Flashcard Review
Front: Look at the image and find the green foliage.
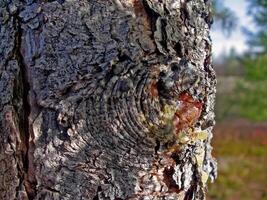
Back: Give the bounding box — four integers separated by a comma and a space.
235, 79, 267, 121
215, 76, 267, 122
233, 0, 267, 121
228, 54, 267, 121
243, 53, 267, 80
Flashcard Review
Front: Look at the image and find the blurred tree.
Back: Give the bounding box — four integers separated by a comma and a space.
238, 53, 267, 121
243, 53, 267, 80
212, 0, 238, 35
246, 0, 267, 52
213, 0, 267, 122
227, 0, 267, 121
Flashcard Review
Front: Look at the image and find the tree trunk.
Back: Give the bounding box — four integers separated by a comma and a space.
0, 0, 217, 199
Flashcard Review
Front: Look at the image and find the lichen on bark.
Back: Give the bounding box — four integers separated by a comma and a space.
0, 0, 217, 199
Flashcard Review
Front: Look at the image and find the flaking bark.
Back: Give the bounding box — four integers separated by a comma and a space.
0, 0, 217, 199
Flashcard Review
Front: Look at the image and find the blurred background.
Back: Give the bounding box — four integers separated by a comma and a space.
208, 0, 267, 199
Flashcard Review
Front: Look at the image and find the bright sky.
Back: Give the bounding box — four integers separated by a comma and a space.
211, 0, 255, 58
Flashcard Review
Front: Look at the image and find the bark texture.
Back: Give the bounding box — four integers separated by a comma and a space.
0, 0, 217, 199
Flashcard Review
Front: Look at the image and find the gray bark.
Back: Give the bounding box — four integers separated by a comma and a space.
0, 0, 216, 199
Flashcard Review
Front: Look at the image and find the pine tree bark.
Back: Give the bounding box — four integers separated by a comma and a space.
0, 0, 217, 199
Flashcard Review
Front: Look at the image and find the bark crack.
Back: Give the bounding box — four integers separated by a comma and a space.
14, 13, 37, 200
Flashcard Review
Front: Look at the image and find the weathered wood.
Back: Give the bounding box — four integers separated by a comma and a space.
0, 0, 216, 199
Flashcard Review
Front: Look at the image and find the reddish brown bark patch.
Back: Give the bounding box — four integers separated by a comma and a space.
132, 0, 145, 15
132, 0, 151, 29
149, 80, 159, 97
173, 93, 203, 133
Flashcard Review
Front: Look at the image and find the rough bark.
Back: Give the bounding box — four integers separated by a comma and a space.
0, 0, 217, 199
